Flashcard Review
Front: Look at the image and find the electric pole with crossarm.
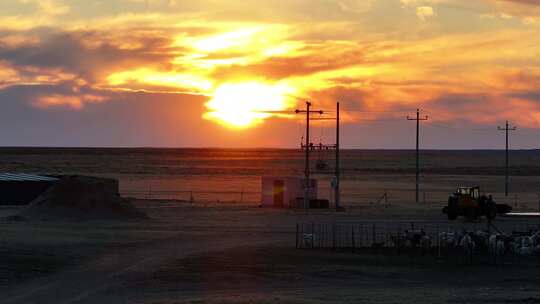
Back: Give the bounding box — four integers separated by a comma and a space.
407, 108, 428, 203
498, 120, 517, 197
296, 101, 323, 209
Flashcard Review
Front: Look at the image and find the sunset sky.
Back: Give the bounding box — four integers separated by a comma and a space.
0, 0, 539, 148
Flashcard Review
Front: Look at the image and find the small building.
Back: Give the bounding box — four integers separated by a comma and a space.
0, 173, 59, 205
261, 176, 317, 208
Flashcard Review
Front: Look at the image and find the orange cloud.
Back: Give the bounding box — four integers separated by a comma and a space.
32, 94, 107, 110
0, 1, 539, 133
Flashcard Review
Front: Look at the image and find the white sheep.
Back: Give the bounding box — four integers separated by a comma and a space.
496, 239, 505, 256
488, 234, 499, 255
420, 235, 432, 249
439, 232, 457, 249
517, 237, 534, 256
530, 231, 540, 246
302, 233, 316, 248
459, 233, 476, 255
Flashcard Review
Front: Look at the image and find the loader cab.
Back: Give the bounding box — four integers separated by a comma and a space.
456, 186, 480, 199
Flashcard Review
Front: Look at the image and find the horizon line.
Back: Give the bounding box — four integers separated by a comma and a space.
0, 146, 538, 151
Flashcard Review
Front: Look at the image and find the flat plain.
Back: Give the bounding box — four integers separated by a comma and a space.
1, 148, 540, 303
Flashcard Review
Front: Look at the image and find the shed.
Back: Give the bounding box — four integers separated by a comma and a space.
0, 173, 59, 205
261, 176, 317, 208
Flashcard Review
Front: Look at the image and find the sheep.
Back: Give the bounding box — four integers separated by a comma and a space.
389, 233, 407, 249
439, 231, 458, 249
522, 236, 533, 248
496, 239, 506, 256
516, 236, 535, 256
509, 237, 522, 255
420, 235, 432, 249
302, 233, 316, 248
507, 236, 535, 256
459, 233, 476, 255
488, 233, 499, 255
471, 230, 489, 251
534, 244, 540, 255
402, 230, 425, 248
530, 231, 540, 246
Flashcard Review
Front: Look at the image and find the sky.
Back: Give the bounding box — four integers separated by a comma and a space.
0, 0, 539, 148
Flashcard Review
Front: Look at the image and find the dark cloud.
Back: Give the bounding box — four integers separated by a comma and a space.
0, 84, 210, 147
429, 93, 489, 109
211, 48, 364, 81
305, 86, 370, 109
500, 0, 540, 6
508, 91, 540, 101
0, 28, 178, 81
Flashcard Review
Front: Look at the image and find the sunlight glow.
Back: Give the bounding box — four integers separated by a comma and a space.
106, 68, 213, 91
203, 82, 294, 129
191, 28, 263, 53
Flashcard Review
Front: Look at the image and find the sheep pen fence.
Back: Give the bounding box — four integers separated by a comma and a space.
296, 219, 540, 266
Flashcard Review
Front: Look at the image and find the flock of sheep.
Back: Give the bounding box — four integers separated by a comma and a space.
300, 229, 540, 257
395, 229, 540, 256
299, 223, 540, 260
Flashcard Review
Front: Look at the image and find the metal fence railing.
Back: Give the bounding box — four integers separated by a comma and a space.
121, 185, 540, 211
121, 189, 260, 204
296, 220, 540, 265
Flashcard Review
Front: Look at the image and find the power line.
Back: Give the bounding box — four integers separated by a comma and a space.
425, 121, 494, 133
342, 109, 415, 113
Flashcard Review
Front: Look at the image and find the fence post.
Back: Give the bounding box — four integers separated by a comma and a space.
325, 224, 328, 249
437, 225, 440, 258
538, 245, 540, 266
352, 225, 355, 252
332, 223, 336, 250
295, 223, 298, 249
311, 222, 315, 249
372, 223, 376, 247
385, 225, 388, 247
359, 224, 363, 247
240, 189, 244, 204
296, 223, 299, 249
339, 224, 342, 249
469, 244, 473, 265
190, 191, 194, 204
320, 224, 324, 249
301, 223, 304, 248
317, 224, 323, 249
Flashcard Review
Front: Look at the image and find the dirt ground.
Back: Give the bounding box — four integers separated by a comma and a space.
1, 200, 540, 304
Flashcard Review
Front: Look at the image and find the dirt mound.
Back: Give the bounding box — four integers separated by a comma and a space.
20, 175, 146, 221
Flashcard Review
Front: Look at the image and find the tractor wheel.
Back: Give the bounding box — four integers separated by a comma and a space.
447, 208, 458, 220
466, 208, 478, 221
487, 204, 497, 221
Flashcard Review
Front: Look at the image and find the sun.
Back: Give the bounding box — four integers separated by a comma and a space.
203, 82, 294, 129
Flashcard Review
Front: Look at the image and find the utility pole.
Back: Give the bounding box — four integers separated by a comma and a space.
335, 101, 340, 211
407, 108, 428, 203
498, 120, 517, 196
296, 102, 323, 209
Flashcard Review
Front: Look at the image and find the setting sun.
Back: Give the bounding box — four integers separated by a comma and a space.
203, 82, 294, 129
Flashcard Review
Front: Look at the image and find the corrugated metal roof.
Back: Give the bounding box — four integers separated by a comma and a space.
0, 173, 59, 182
